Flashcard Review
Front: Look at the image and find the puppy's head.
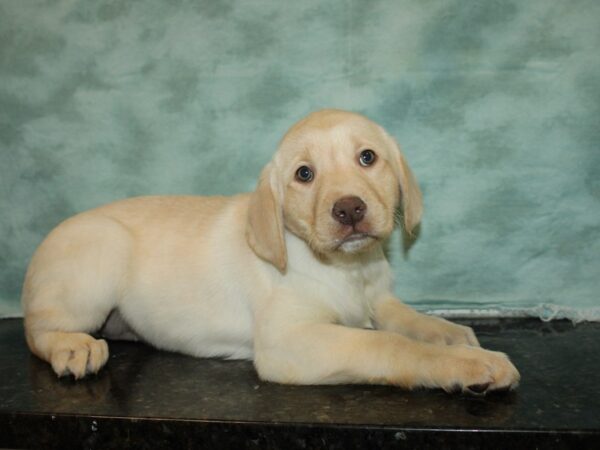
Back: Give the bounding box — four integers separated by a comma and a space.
247, 109, 422, 272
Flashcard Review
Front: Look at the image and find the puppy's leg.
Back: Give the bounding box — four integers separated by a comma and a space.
373, 297, 480, 346
22, 215, 130, 378
26, 327, 109, 379
254, 322, 519, 393
25, 294, 114, 379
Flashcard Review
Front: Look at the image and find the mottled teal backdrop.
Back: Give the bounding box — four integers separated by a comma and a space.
1, 0, 599, 320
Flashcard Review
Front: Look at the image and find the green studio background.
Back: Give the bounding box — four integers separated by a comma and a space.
1, 0, 599, 320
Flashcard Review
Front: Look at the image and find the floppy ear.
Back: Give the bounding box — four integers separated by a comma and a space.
246, 162, 287, 272
389, 139, 423, 235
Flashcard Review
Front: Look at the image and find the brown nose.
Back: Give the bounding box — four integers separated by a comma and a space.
332, 196, 367, 226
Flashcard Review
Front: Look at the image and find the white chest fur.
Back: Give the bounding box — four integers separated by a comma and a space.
282, 232, 392, 328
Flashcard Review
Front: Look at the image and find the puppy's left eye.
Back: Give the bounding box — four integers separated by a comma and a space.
359, 149, 377, 167
295, 165, 314, 183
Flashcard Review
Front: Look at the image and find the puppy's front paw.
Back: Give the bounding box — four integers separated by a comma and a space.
413, 316, 480, 347
435, 345, 520, 394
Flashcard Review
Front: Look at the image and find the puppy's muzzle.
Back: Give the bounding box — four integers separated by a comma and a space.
332, 196, 367, 226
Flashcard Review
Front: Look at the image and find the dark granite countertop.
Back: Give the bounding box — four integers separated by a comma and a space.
1, 318, 599, 449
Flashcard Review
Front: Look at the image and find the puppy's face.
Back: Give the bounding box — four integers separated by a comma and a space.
247, 109, 422, 271
275, 111, 402, 255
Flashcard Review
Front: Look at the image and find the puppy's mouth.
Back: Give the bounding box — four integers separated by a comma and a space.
334, 232, 377, 252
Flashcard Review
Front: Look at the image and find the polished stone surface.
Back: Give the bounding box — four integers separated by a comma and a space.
1, 318, 599, 449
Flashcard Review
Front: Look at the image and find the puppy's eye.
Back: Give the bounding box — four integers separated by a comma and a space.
295, 165, 314, 183
359, 149, 377, 167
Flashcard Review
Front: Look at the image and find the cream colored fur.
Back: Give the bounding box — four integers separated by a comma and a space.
22, 109, 519, 393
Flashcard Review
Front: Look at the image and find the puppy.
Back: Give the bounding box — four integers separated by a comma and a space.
22, 109, 519, 394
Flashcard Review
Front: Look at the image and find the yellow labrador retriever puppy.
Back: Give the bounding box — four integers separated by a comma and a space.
22, 109, 519, 394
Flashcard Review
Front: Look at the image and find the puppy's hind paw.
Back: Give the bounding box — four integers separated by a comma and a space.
50, 334, 109, 379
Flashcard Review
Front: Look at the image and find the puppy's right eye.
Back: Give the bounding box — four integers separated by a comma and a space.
295, 166, 314, 183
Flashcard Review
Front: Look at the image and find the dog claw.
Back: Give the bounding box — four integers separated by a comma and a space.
466, 383, 490, 394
